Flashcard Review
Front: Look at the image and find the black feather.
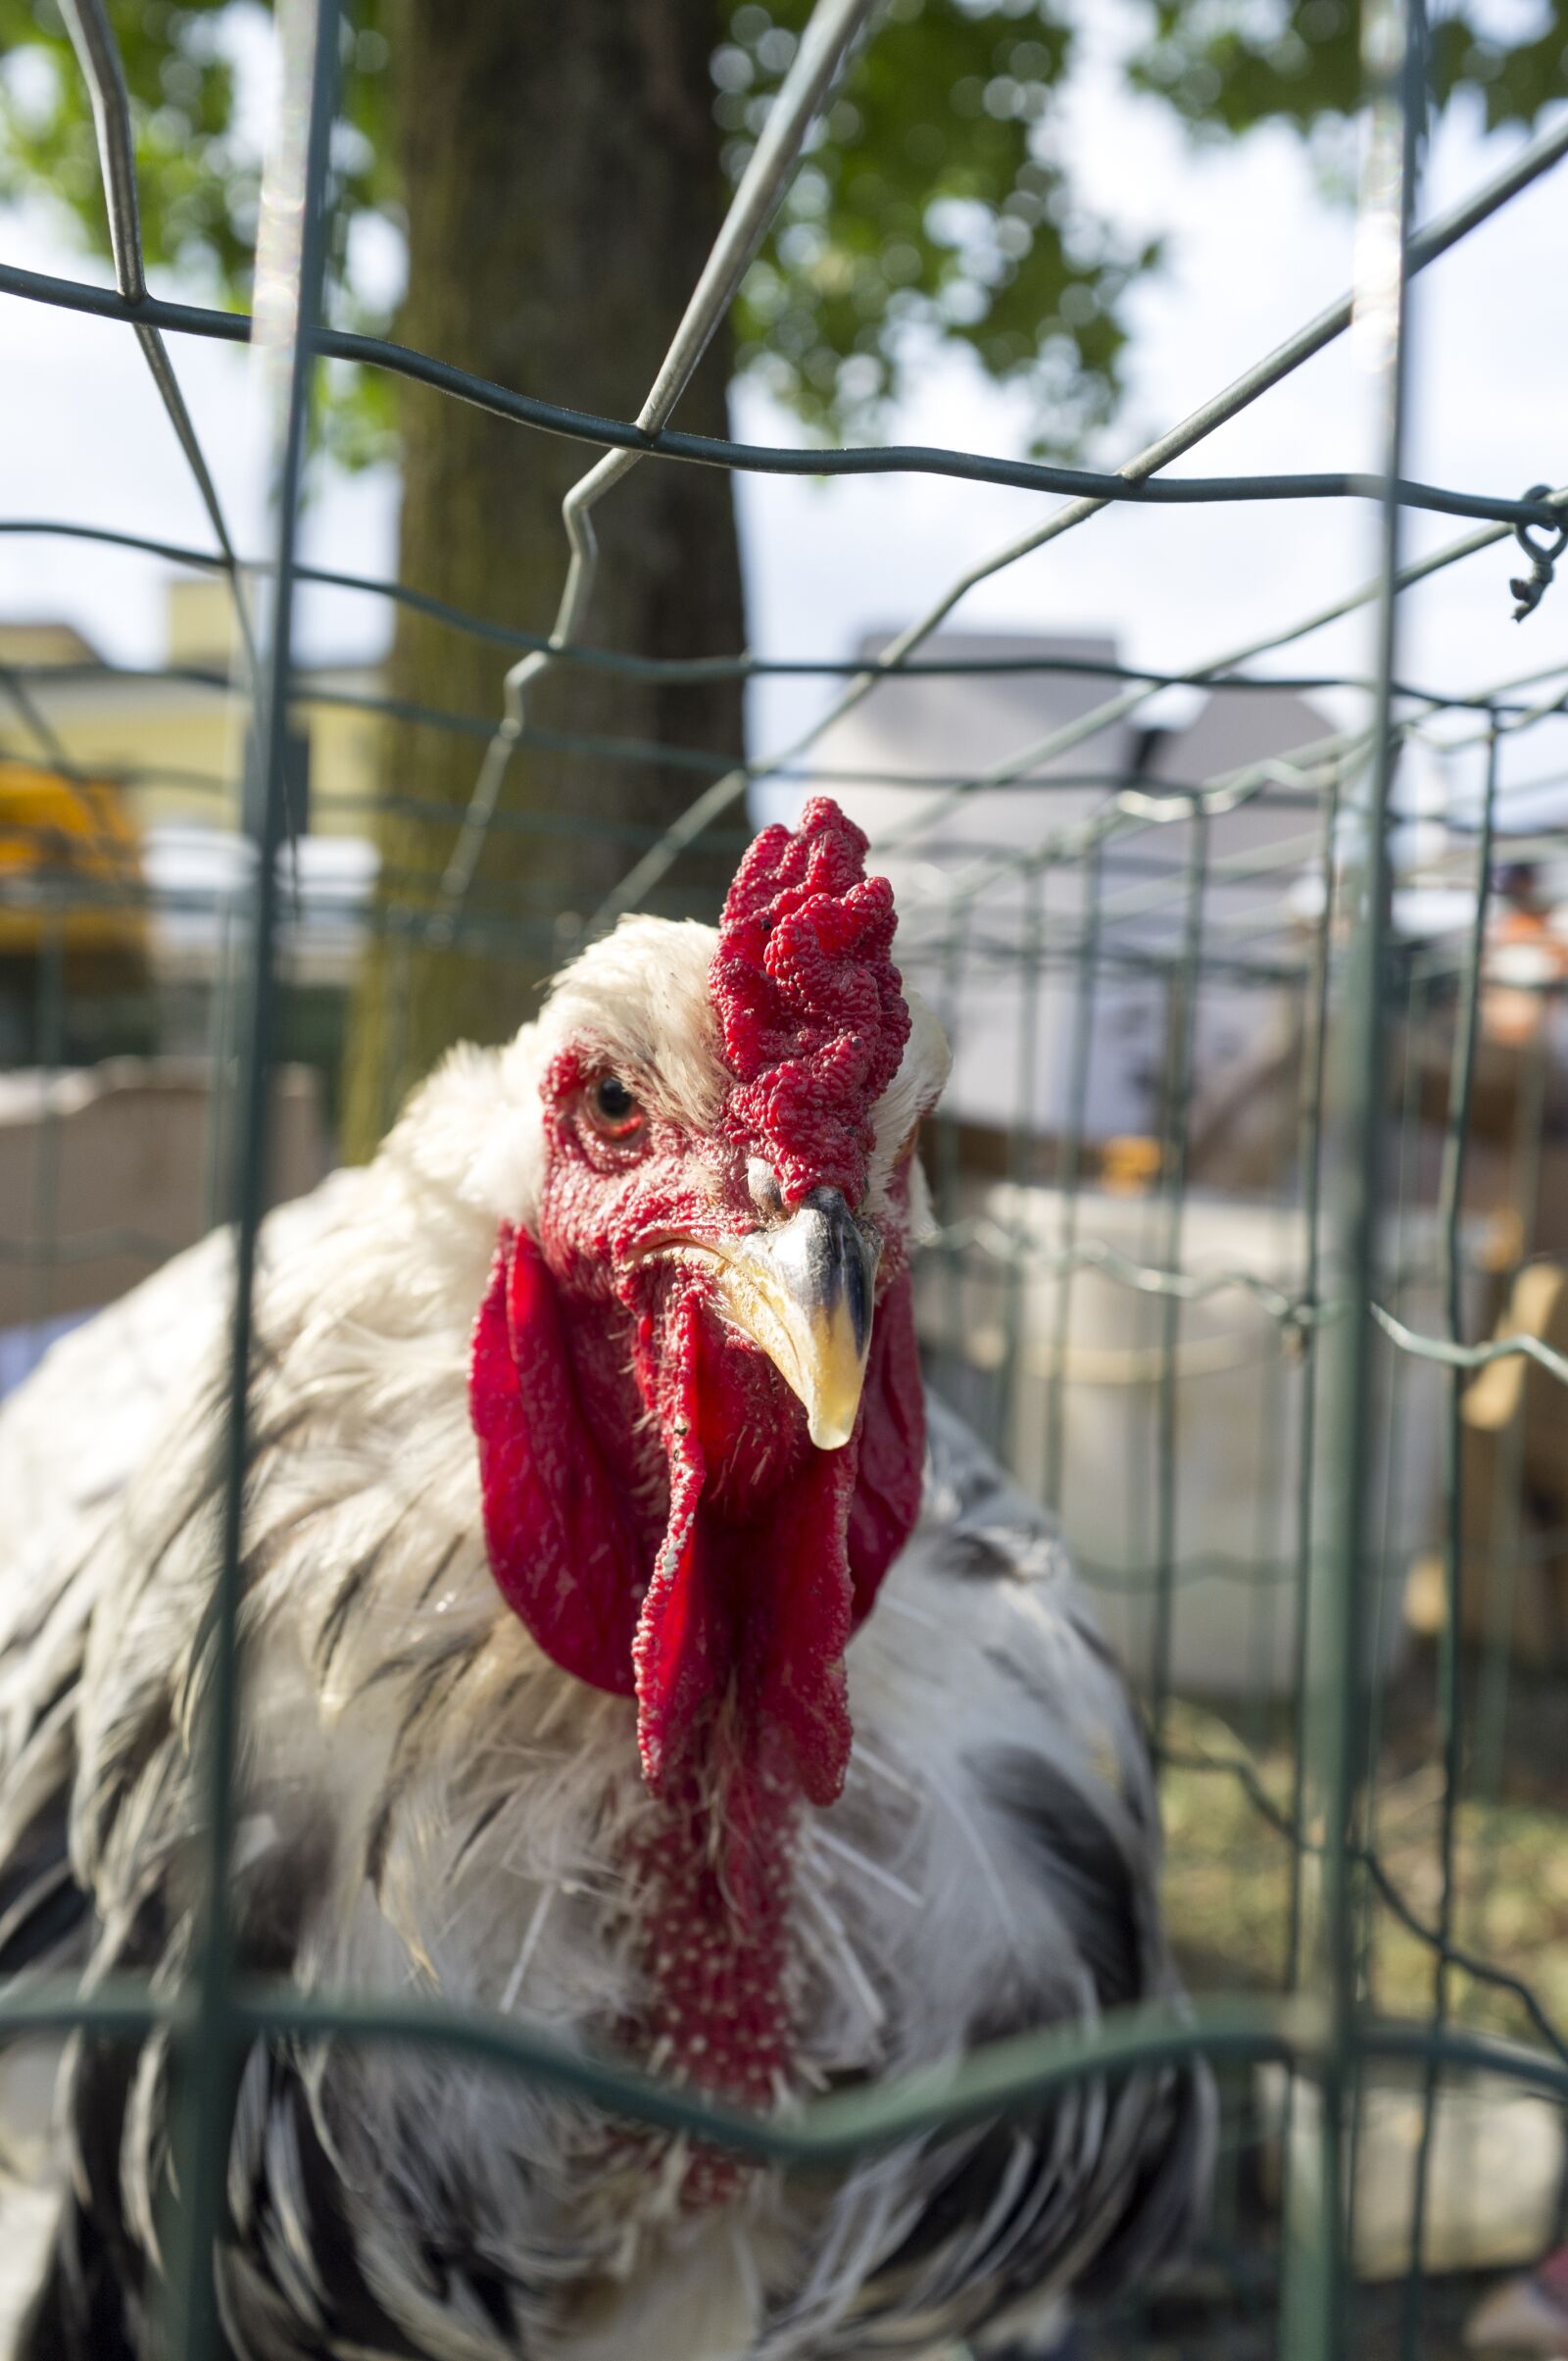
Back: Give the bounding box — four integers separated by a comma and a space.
976, 1745, 1145, 2013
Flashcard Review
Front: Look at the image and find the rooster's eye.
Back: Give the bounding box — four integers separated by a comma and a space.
586, 1072, 644, 1141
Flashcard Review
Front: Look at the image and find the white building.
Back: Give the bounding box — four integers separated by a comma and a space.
802, 633, 1337, 1169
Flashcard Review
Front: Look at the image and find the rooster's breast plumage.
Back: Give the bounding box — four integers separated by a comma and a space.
0, 801, 1209, 2360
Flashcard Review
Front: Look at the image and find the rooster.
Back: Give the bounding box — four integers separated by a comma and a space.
0, 798, 1208, 2360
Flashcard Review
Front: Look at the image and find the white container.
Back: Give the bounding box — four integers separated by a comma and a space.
915, 1181, 1478, 1697
1257, 2064, 1567, 2280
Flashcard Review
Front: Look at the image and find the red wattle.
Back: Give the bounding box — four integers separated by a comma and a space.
468, 1227, 642, 1697
629, 1288, 720, 1794
631, 1288, 857, 1806
469, 1239, 925, 1810
846, 1271, 925, 1625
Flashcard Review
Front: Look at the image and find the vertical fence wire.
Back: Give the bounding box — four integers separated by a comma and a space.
997, 863, 1047, 1455
165, 4, 338, 2353
1290, 2, 1421, 2351
1044, 829, 1102, 1514
1471, 998, 1546, 1808
1275, 771, 1340, 2301
1151, 803, 1208, 1747
55, 0, 259, 692
1396, 722, 1498, 2357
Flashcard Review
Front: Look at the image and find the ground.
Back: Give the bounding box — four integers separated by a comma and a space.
1078, 1652, 1568, 2358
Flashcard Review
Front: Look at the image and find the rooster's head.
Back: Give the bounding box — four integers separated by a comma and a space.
469, 798, 948, 1823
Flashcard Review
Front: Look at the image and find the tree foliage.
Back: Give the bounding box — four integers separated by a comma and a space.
0, 0, 405, 462
1127, 0, 1568, 169
1, 0, 1563, 456
719, 0, 1152, 452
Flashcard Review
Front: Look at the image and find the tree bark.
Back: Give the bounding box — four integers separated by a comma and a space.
341, 0, 746, 1160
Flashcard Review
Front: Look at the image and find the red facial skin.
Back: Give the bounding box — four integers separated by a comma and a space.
468, 800, 925, 2160
471, 1052, 923, 1793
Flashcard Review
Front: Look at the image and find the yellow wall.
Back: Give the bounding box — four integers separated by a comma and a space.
0, 579, 384, 840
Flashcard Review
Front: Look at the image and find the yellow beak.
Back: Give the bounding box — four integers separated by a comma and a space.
703, 1188, 881, 1451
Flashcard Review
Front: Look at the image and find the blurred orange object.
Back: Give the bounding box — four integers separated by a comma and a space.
1100, 1134, 1162, 1195
0, 760, 146, 961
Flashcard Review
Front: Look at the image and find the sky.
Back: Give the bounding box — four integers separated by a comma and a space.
1, 16, 1565, 835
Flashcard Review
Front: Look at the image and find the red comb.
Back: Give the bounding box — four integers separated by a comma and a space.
710, 797, 910, 1207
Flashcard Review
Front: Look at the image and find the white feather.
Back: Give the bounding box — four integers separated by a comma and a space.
0, 922, 1203, 2361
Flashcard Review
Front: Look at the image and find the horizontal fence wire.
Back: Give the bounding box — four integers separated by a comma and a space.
1, 102, 1564, 519
3, 0, 1568, 2354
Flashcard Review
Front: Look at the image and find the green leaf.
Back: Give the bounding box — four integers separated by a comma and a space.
2, 0, 1562, 465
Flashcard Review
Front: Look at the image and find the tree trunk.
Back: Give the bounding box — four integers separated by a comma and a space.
341, 0, 746, 1161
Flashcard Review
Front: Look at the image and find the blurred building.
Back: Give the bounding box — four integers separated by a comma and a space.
0, 579, 380, 1077
0, 583, 352, 1389
810, 632, 1337, 1180
0, 576, 381, 840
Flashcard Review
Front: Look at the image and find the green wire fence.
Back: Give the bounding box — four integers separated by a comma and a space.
3, 0, 1568, 2353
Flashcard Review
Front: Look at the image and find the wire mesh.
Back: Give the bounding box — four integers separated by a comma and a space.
2, 0, 1567, 2354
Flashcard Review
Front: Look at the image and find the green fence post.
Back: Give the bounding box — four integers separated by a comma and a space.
163, 3, 339, 2353
1282, 1, 1422, 2353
